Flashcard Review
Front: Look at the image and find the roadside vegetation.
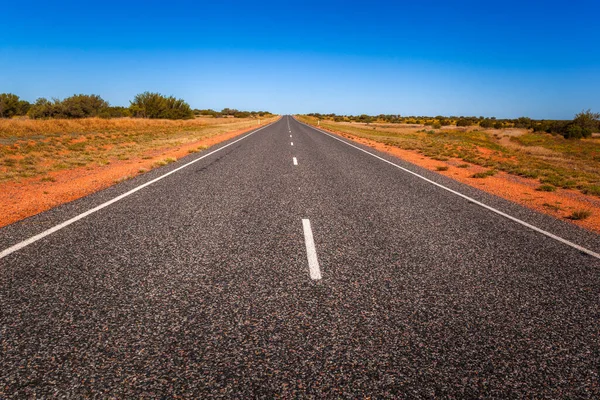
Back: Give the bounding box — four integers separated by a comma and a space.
0, 92, 274, 121
0, 91, 276, 183
0, 116, 277, 183
305, 110, 600, 140
298, 110, 600, 198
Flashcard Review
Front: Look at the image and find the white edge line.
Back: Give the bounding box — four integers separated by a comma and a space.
0, 121, 277, 260
302, 219, 322, 280
294, 118, 600, 260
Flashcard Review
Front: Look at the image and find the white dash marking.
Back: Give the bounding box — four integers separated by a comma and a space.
290, 135, 292, 138
302, 219, 322, 280
293, 157, 298, 165
291, 142, 294, 146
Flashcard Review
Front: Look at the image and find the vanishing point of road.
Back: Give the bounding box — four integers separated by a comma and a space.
1, 116, 599, 397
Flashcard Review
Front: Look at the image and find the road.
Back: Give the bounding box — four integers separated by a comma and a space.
1, 116, 599, 398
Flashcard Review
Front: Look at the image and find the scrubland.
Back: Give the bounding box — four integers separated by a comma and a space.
298, 116, 600, 197
0, 116, 276, 182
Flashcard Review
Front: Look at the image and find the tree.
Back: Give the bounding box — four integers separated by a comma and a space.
61, 94, 108, 118
27, 94, 110, 119
129, 92, 193, 119
221, 108, 238, 116
0, 93, 29, 118
560, 110, 599, 139
514, 117, 533, 129
28, 98, 59, 119
572, 109, 599, 133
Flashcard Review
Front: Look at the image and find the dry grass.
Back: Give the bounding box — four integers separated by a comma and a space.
298, 116, 600, 198
0, 116, 254, 137
0, 116, 277, 182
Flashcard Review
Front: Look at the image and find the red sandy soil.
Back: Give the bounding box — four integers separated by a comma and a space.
0, 125, 265, 228
320, 126, 600, 234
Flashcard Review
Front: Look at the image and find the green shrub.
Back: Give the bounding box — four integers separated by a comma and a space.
99, 106, 131, 118
456, 118, 472, 127
564, 124, 584, 139
129, 92, 193, 119
536, 184, 557, 192
479, 119, 494, 128
28, 94, 109, 119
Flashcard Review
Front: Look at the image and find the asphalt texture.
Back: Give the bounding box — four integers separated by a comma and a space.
1, 116, 599, 398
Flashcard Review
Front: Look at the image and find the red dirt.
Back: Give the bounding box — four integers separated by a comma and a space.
320, 127, 600, 234
0, 125, 266, 228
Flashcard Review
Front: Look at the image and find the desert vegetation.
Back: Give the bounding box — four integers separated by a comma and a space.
0, 92, 274, 121
306, 110, 600, 140
0, 116, 277, 183
298, 111, 600, 198
194, 108, 273, 118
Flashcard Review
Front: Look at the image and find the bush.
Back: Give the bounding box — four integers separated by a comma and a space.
28, 94, 109, 119
456, 118, 472, 127
572, 109, 599, 132
559, 110, 598, 139
99, 106, 131, 118
28, 98, 59, 119
563, 124, 588, 139
195, 109, 220, 117
479, 119, 495, 128
61, 94, 108, 118
514, 117, 533, 129
129, 92, 193, 119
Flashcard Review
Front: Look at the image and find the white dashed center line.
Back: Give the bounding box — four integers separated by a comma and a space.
293, 157, 298, 165
302, 219, 322, 280
291, 142, 294, 146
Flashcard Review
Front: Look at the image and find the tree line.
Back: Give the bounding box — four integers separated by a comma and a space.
306, 110, 600, 140
0, 92, 272, 120
194, 108, 273, 118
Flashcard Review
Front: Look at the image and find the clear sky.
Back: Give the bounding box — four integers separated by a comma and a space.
1, 0, 598, 118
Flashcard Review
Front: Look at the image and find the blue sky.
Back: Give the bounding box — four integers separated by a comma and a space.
1, 0, 599, 118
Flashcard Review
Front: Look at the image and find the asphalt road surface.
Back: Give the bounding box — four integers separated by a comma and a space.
1, 116, 599, 398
